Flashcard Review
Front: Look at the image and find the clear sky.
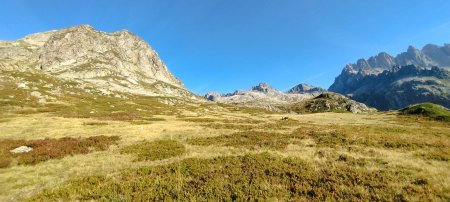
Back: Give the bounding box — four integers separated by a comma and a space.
1, 0, 449, 94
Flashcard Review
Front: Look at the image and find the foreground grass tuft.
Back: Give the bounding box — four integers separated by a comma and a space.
122, 139, 185, 161
400, 102, 450, 121
0, 136, 119, 168
29, 153, 442, 201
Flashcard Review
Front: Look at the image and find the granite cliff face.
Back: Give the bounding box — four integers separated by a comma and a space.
329, 44, 450, 110
0, 25, 191, 98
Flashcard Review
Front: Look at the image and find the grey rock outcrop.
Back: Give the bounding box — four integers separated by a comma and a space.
0, 25, 189, 97
204, 82, 314, 111
10, 146, 33, 154
329, 44, 450, 110
282, 92, 376, 114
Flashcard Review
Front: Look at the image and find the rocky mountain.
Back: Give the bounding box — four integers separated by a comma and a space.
204, 83, 314, 111
281, 92, 376, 114
329, 44, 450, 110
0, 25, 194, 98
287, 83, 326, 96
203, 82, 370, 113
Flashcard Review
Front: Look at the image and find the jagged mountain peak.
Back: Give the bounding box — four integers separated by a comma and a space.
288, 83, 326, 95
422, 44, 439, 51
367, 52, 396, 69
378, 52, 391, 57
329, 43, 450, 110
339, 44, 450, 75
251, 82, 277, 93
406, 45, 419, 53
73, 24, 95, 29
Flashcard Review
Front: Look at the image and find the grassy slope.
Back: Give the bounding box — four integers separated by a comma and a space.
0, 71, 449, 201
0, 111, 447, 201
401, 102, 450, 121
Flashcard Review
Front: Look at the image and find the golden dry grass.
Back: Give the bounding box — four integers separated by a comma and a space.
0, 108, 448, 201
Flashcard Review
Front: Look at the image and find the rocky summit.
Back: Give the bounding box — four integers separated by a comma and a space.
329, 44, 450, 110
0, 25, 192, 98
287, 83, 326, 96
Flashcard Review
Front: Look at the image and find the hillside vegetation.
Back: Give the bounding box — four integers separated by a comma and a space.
281, 92, 375, 113
0, 99, 449, 201
400, 102, 450, 121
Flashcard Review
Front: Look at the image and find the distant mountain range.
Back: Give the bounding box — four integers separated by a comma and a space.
0, 25, 448, 111
329, 44, 450, 110
204, 83, 373, 113
204, 83, 315, 111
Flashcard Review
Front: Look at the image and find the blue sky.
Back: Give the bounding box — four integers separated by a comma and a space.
1, 0, 450, 94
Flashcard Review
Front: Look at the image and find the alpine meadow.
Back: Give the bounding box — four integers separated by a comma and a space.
1, 1, 450, 201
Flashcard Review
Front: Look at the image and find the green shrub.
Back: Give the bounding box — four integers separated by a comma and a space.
83, 122, 109, 126
143, 117, 166, 121
182, 118, 216, 123
122, 140, 185, 161
30, 153, 440, 201
187, 131, 306, 150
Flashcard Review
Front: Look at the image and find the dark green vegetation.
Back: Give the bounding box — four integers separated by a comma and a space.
190, 120, 450, 162
400, 102, 450, 121
30, 153, 442, 201
122, 140, 186, 161
83, 121, 109, 126
188, 131, 304, 150
0, 136, 119, 168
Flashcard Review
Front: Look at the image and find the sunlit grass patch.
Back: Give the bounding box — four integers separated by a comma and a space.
29, 153, 441, 201
305, 130, 352, 147
129, 120, 153, 125
291, 124, 449, 152
187, 131, 306, 150
415, 148, 449, 162
129, 117, 166, 125
200, 123, 257, 131
400, 102, 450, 121
259, 119, 301, 130
0, 136, 119, 168
121, 139, 185, 161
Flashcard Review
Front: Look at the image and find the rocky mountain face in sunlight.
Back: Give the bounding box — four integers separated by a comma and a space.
329, 44, 450, 110
204, 83, 315, 111
205, 83, 373, 113
287, 83, 327, 96
0, 25, 195, 98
